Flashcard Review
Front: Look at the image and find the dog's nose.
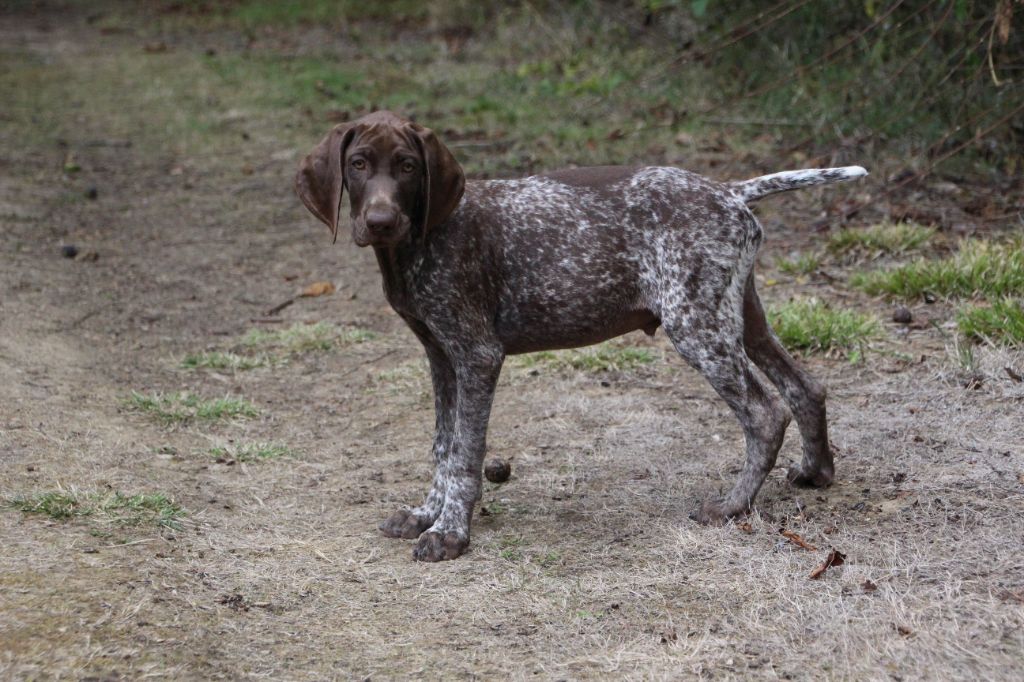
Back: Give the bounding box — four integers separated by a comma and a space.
365, 208, 397, 233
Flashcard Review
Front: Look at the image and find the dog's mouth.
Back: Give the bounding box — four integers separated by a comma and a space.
352, 213, 413, 248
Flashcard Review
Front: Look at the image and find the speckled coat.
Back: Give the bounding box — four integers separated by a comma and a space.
295, 110, 867, 561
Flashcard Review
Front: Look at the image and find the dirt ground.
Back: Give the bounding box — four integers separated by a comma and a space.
2, 4, 1023, 680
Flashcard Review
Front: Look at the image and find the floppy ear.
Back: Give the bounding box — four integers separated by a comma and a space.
294, 123, 357, 242
408, 123, 465, 235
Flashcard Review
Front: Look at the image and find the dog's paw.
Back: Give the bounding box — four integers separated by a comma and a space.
379, 508, 433, 539
787, 465, 834, 488
689, 499, 734, 526
412, 529, 469, 562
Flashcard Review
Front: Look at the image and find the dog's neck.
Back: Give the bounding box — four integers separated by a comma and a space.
373, 241, 419, 314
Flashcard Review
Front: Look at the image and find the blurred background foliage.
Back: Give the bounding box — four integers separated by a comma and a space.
180, 0, 1022, 179
8, 0, 1021, 184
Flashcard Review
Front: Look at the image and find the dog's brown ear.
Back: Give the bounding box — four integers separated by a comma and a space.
295, 123, 357, 242
408, 122, 465, 235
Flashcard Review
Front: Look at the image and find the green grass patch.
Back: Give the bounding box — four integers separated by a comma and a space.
776, 253, 821, 276
181, 351, 271, 371
768, 299, 879, 358
957, 299, 1024, 346
827, 222, 935, 259
851, 240, 1024, 301
227, 0, 430, 27
515, 342, 657, 373
242, 322, 376, 354
182, 324, 375, 372
126, 392, 259, 424
12, 489, 185, 530
209, 442, 292, 462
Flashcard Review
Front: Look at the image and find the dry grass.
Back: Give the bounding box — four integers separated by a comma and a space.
1, 6, 1022, 681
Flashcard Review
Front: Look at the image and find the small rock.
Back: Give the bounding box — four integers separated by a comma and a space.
61, 244, 79, 258
84, 186, 98, 200
484, 458, 512, 483
892, 306, 912, 324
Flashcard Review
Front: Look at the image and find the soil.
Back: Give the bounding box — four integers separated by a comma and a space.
1, 5, 1022, 680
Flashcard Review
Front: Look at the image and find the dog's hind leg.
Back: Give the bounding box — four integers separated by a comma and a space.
741, 275, 834, 487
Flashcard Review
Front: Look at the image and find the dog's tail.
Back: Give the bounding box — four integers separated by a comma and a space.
730, 166, 867, 204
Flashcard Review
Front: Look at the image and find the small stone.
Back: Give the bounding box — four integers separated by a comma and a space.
484, 458, 512, 483
84, 186, 98, 200
892, 306, 912, 324
61, 244, 79, 258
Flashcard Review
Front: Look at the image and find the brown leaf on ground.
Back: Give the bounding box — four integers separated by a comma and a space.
894, 624, 913, 637
862, 579, 878, 593
780, 529, 817, 551
809, 548, 846, 579
300, 281, 335, 297
737, 521, 753, 533
999, 589, 1024, 604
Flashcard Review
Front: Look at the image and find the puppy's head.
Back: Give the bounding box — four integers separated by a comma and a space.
295, 111, 465, 247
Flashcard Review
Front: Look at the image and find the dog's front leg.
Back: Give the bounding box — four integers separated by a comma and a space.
413, 345, 503, 562
379, 339, 456, 539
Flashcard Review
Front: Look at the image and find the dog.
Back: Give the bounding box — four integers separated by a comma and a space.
296, 110, 866, 561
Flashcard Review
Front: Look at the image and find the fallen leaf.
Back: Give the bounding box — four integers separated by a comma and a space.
894, 624, 913, 637
780, 529, 817, 551
809, 548, 846, 579
300, 281, 335, 297
999, 588, 1024, 604
737, 521, 753, 534
1005, 366, 1022, 383
861, 579, 878, 593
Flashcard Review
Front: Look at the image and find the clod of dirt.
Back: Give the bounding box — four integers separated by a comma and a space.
893, 306, 912, 324
484, 458, 512, 483
962, 373, 985, 390
84, 186, 98, 200
60, 245, 78, 259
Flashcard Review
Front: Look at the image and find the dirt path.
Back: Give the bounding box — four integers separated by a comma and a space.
2, 6, 1023, 680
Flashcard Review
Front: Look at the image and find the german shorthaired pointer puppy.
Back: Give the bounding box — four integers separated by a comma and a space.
296, 110, 866, 562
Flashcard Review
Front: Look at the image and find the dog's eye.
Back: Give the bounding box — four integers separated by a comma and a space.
401, 160, 416, 174
350, 158, 367, 171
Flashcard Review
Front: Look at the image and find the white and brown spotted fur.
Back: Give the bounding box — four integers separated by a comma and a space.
296, 111, 867, 562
